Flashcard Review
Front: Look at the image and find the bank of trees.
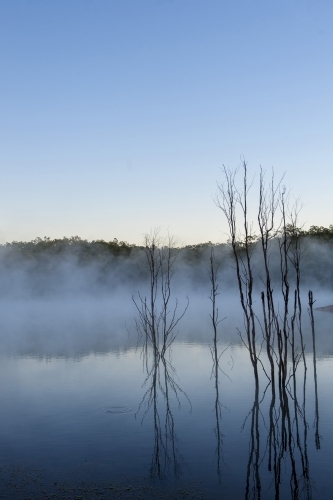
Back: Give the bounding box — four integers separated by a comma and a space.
0, 218, 332, 294
2, 222, 333, 261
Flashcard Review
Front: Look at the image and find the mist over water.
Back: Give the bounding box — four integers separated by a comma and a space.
1, 235, 333, 499
0, 237, 333, 359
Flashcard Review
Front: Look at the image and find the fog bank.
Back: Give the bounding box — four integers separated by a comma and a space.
0, 236, 332, 359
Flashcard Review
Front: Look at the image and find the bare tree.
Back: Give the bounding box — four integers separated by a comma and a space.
216, 161, 317, 387
217, 160, 320, 498
133, 230, 189, 363
216, 161, 259, 385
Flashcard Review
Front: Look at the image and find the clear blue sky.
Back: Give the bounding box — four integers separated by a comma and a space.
1, 0, 332, 245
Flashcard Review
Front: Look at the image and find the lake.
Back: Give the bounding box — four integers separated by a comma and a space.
0, 295, 332, 499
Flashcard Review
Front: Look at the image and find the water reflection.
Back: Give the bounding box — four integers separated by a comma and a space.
209, 247, 231, 483
309, 291, 321, 451
136, 350, 191, 479
206, 239, 321, 497
243, 323, 321, 499
134, 232, 191, 479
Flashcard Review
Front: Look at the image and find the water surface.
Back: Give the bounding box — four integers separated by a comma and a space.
0, 298, 332, 499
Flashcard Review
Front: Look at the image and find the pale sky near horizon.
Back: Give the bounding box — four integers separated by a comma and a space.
1, 0, 332, 245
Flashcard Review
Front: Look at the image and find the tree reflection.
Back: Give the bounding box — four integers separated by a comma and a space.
217, 163, 321, 498
244, 315, 321, 499
209, 247, 231, 483
136, 349, 191, 479
134, 231, 191, 479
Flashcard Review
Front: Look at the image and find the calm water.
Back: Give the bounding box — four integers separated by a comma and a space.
0, 297, 332, 499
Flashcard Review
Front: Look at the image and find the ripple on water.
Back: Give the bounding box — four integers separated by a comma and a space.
103, 406, 132, 414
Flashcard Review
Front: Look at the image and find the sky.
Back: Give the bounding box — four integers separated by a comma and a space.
1, 0, 333, 245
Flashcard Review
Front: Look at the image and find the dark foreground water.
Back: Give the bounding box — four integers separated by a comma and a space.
0, 297, 332, 499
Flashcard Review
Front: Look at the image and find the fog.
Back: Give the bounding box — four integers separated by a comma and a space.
0, 237, 332, 359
